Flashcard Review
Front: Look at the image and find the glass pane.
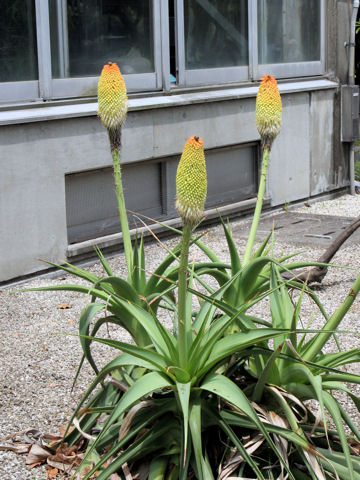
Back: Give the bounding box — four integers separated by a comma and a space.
50, 0, 154, 78
0, 0, 38, 82
258, 0, 321, 64
184, 0, 248, 70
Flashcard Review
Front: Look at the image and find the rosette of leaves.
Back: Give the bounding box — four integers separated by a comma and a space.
33, 138, 300, 479
210, 263, 360, 479
40, 252, 360, 479
44, 137, 360, 479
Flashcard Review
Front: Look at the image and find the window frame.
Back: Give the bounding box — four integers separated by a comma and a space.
49, 0, 164, 99
0, 0, 42, 104
0, 81, 39, 104
252, 0, 326, 80
175, 0, 251, 87
0, 0, 327, 105
29, 0, 166, 102
175, 0, 326, 88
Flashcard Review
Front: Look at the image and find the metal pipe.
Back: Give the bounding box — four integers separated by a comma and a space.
349, 0, 359, 195
349, 0, 359, 86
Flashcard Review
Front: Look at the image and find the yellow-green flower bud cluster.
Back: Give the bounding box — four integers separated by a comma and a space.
176, 136, 207, 226
256, 74, 282, 149
98, 62, 128, 150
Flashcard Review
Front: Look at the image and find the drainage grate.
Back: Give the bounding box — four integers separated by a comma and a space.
231, 212, 360, 248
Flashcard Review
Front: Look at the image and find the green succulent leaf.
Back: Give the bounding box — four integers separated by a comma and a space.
199, 328, 286, 378
323, 391, 355, 479
148, 456, 169, 480
189, 398, 214, 480
40, 259, 100, 283
94, 245, 113, 276
79, 303, 105, 373
238, 256, 274, 304
133, 234, 147, 294
97, 275, 139, 302
176, 381, 191, 472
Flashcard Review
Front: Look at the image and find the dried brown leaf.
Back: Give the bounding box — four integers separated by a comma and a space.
26, 444, 52, 465
348, 437, 360, 454
28, 462, 43, 469
47, 458, 73, 472
49, 453, 80, 466
119, 400, 153, 441
122, 462, 133, 480
303, 451, 327, 480
0, 443, 30, 454
218, 435, 264, 480
45, 466, 59, 479
46, 443, 84, 473
72, 417, 96, 441
58, 303, 72, 309
108, 377, 129, 392
55, 443, 79, 456
43, 433, 63, 442
2, 427, 43, 443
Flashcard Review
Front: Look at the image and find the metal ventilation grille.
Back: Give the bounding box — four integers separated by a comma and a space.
66, 161, 163, 244
65, 143, 258, 244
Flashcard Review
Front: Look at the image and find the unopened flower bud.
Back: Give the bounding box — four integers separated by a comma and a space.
256, 74, 282, 149
98, 62, 128, 150
176, 136, 207, 226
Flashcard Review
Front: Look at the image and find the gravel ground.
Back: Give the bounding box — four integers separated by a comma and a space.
0, 194, 359, 479
294, 193, 360, 217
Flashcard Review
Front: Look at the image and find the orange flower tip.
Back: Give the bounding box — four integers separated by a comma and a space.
262, 74, 277, 84
187, 135, 203, 148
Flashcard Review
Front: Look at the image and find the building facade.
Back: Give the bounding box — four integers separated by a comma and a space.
0, 0, 356, 282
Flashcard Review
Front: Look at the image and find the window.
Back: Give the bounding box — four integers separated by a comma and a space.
51, 1, 155, 78
0, 0, 326, 105
177, 0, 249, 86
49, 0, 162, 97
0, 0, 38, 82
255, 0, 324, 78
0, 0, 39, 102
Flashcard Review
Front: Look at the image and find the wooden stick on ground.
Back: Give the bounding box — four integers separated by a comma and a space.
286, 215, 360, 284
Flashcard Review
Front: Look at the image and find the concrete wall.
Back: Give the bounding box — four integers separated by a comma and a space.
0, 87, 338, 282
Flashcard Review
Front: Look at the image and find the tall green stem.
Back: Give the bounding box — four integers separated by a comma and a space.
178, 223, 192, 369
243, 146, 270, 266
112, 148, 133, 276
302, 272, 360, 362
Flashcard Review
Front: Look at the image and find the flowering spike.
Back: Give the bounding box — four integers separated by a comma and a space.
255, 74, 282, 149
176, 136, 207, 226
98, 62, 128, 150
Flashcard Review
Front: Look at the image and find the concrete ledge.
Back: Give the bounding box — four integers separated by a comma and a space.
0, 79, 338, 126
66, 197, 262, 257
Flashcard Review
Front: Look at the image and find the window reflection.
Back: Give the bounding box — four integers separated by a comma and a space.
0, 0, 38, 82
184, 0, 248, 70
50, 0, 154, 78
258, 0, 320, 64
